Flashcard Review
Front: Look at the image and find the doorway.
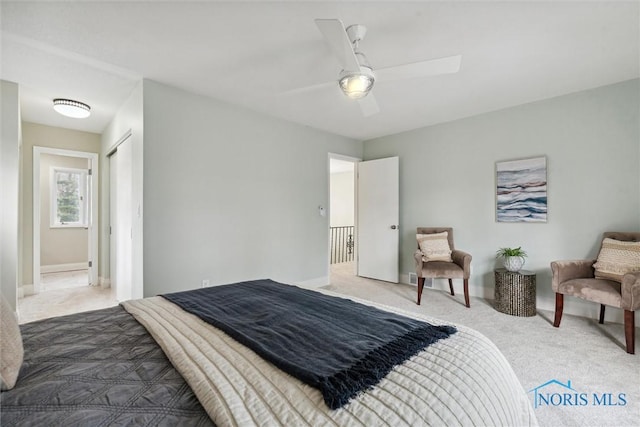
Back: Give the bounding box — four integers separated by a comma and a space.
328, 155, 400, 285
329, 154, 359, 282
32, 147, 99, 293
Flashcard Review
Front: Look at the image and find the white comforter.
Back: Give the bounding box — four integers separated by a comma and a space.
123, 290, 537, 427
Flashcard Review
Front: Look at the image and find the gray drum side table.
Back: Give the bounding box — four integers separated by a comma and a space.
494, 268, 536, 317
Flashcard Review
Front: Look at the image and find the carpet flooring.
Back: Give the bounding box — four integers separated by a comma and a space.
18, 281, 117, 324
324, 263, 639, 427
16, 267, 638, 425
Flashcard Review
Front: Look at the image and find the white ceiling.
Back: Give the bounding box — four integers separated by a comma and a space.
1, 1, 638, 141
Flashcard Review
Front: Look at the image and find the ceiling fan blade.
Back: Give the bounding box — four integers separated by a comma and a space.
280, 80, 336, 97
315, 18, 361, 72
375, 54, 462, 82
358, 93, 380, 117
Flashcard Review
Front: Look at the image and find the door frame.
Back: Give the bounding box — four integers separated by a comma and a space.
33, 146, 99, 292
328, 153, 361, 278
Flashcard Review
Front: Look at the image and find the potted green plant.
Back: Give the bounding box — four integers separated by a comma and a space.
496, 246, 527, 272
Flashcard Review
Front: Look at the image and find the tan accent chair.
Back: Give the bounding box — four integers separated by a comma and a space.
414, 227, 472, 307
551, 232, 640, 354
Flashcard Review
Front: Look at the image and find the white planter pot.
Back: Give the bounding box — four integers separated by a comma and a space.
503, 256, 525, 272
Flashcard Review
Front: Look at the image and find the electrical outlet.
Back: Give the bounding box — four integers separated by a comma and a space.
201, 279, 210, 288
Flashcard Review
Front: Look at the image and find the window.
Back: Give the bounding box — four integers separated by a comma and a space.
50, 167, 88, 227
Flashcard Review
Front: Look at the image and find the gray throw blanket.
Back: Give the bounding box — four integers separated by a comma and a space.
163, 279, 456, 409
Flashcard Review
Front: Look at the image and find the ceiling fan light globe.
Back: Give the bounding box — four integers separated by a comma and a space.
339, 74, 374, 99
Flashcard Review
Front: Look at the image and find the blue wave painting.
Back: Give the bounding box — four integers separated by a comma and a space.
496, 157, 547, 222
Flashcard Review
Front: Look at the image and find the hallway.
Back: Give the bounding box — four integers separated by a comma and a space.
18, 271, 117, 324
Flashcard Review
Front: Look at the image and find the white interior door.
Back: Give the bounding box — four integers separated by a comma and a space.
110, 137, 133, 302
357, 156, 399, 283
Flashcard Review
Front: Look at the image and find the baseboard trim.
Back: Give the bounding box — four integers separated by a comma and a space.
399, 273, 631, 326
19, 284, 34, 297
99, 277, 111, 289
400, 274, 455, 293
41, 263, 87, 274
297, 276, 329, 289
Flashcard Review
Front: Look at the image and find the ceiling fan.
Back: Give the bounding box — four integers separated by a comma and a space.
290, 19, 462, 117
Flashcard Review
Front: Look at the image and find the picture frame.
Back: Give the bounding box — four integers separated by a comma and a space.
496, 156, 547, 223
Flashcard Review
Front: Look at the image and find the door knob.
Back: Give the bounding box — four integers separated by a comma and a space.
390, 225, 398, 230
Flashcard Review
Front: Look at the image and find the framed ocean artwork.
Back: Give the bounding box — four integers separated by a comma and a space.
496, 156, 547, 222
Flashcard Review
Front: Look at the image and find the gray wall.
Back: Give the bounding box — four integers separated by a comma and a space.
1, 80, 20, 311
142, 80, 362, 295
363, 79, 640, 321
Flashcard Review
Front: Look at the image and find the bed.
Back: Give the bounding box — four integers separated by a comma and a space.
1, 280, 537, 426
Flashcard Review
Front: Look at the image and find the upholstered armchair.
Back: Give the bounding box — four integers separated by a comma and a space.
551, 232, 640, 354
414, 227, 472, 307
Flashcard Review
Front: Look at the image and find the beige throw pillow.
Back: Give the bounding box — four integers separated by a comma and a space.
1, 294, 23, 390
417, 232, 452, 262
593, 238, 640, 282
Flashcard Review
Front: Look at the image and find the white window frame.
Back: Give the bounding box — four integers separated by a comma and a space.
50, 166, 88, 228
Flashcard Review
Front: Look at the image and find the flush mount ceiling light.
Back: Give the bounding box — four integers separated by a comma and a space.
53, 99, 91, 119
